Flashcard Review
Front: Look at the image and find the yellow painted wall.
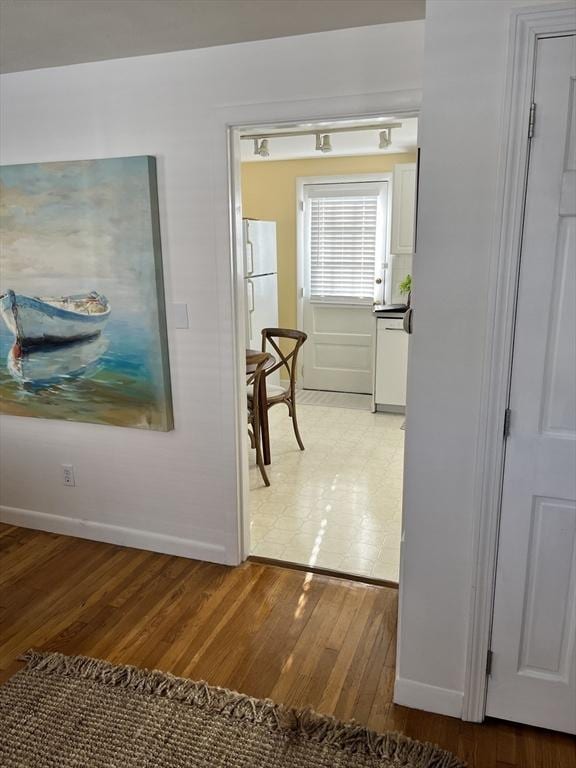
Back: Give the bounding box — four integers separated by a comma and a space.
241, 153, 416, 332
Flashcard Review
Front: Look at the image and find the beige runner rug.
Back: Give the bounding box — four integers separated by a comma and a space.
0, 651, 465, 767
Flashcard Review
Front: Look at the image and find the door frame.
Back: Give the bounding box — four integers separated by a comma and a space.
225, 93, 422, 564
463, 3, 576, 722
296, 172, 393, 390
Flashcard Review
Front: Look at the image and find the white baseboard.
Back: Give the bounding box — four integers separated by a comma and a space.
393, 676, 464, 718
0, 504, 231, 564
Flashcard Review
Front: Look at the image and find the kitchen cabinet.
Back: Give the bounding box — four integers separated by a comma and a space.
374, 317, 408, 411
391, 163, 417, 255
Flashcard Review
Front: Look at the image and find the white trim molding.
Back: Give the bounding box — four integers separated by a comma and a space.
394, 677, 464, 719
463, 3, 576, 723
221, 90, 422, 563
0, 505, 232, 563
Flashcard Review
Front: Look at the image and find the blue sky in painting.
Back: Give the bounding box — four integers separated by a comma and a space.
0, 157, 156, 308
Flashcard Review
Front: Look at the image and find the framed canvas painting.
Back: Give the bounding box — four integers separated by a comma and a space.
0, 156, 174, 431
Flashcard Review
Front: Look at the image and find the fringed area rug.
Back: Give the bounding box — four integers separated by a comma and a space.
0, 651, 465, 768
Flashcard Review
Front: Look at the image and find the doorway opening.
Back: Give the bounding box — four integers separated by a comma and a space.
232, 113, 418, 584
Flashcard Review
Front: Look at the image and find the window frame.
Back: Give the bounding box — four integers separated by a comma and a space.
299, 174, 391, 309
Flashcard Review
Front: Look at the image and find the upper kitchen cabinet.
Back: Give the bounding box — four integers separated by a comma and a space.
391, 163, 417, 255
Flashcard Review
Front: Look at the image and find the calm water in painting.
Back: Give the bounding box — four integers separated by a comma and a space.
0, 304, 161, 429
0, 157, 172, 430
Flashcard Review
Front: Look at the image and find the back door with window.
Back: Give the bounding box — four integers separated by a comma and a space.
301, 180, 388, 393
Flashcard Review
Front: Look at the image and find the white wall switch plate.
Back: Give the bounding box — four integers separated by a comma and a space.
173, 303, 189, 329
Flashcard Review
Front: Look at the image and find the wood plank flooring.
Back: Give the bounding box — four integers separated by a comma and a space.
0, 524, 574, 767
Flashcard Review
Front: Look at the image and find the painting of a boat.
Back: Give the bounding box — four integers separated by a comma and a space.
0, 156, 173, 430
8, 334, 109, 386
0, 289, 110, 349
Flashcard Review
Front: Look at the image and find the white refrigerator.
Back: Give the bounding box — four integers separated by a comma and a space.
243, 219, 278, 353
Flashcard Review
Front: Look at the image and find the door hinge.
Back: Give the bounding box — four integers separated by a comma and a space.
299, 200, 305, 212
486, 649, 493, 676
528, 102, 536, 138
503, 408, 512, 438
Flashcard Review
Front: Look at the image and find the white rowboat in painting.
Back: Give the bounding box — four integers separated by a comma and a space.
8, 334, 109, 385
0, 290, 111, 348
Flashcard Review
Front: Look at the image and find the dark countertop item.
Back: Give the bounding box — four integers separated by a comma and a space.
373, 304, 407, 318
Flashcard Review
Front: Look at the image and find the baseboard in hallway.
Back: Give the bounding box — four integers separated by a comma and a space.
0, 504, 231, 563
297, 389, 372, 410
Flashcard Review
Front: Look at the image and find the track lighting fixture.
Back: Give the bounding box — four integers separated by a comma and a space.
253, 138, 269, 157
315, 133, 332, 153
379, 128, 392, 149
242, 121, 403, 158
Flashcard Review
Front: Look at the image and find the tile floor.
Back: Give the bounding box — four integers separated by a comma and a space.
249, 402, 404, 582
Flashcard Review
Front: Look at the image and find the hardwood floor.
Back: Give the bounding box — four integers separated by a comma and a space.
0, 524, 574, 767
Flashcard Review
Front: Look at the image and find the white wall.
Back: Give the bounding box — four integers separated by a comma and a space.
0, 23, 424, 563
396, 0, 567, 718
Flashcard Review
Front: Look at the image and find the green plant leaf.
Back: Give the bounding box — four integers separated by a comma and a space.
399, 274, 412, 295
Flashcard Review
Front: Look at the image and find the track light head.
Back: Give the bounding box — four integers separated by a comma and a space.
253, 138, 270, 157
379, 128, 392, 149
315, 133, 332, 153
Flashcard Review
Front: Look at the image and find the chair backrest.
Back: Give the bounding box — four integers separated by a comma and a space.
246, 351, 270, 390
261, 328, 307, 391
246, 351, 270, 423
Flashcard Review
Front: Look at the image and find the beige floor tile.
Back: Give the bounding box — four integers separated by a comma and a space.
252, 541, 286, 559
359, 515, 396, 532
371, 560, 400, 582
260, 528, 299, 545
337, 556, 376, 578
250, 515, 276, 533
297, 518, 331, 535
249, 403, 404, 582
271, 517, 307, 533
377, 546, 401, 565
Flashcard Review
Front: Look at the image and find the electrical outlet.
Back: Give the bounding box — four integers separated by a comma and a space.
62, 464, 75, 487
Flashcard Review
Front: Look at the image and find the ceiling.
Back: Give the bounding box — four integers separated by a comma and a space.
240, 117, 419, 162
0, 0, 425, 75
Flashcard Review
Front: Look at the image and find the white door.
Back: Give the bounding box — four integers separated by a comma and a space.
486, 34, 576, 734
301, 180, 388, 393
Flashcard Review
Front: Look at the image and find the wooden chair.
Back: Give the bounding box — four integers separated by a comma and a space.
246, 352, 270, 486
260, 328, 308, 451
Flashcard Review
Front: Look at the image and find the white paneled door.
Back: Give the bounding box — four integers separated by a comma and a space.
486, 34, 576, 733
302, 303, 375, 393
390, 163, 416, 256
301, 180, 388, 394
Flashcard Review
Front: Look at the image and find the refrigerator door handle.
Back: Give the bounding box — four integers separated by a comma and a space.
246, 279, 255, 343
247, 279, 255, 313
246, 238, 254, 275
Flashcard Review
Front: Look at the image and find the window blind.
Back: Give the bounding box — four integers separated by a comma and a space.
308, 192, 378, 302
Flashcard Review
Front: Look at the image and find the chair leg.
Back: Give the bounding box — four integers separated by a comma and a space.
256, 447, 270, 487
289, 398, 305, 451
253, 397, 270, 487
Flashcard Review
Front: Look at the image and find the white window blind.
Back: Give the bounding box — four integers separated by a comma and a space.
306, 184, 382, 303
